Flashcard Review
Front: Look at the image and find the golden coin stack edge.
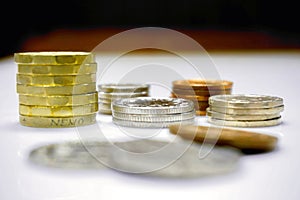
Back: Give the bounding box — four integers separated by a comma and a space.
14, 51, 99, 128
170, 79, 233, 116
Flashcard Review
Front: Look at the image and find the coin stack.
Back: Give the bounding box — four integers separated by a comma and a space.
14, 51, 99, 128
171, 79, 233, 116
207, 94, 284, 127
97, 83, 150, 114
111, 97, 196, 128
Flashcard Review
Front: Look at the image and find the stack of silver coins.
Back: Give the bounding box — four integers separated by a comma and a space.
206, 94, 284, 127
112, 97, 196, 128
97, 83, 150, 114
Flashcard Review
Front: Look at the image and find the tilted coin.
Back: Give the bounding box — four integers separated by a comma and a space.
19, 113, 97, 128
172, 88, 232, 96
17, 73, 96, 86
112, 97, 195, 115
19, 103, 98, 117
98, 91, 148, 99
208, 105, 284, 115
209, 94, 284, 108
14, 51, 95, 65
19, 92, 98, 106
98, 83, 150, 93
112, 117, 195, 128
207, 116, 282, 127
18, 63, 97, 75
16, 83, 96, 95
206, 109, 281, 121
112, 110, 195, 122
172, 79, 233, 91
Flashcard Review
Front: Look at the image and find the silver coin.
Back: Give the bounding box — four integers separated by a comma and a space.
208, 105, 284, 115
112, 117, 195, 128
98, 83, 150, 93
28, 139, 241, 178
206, 109, 281, 121
112, 97, 195, 114
98, 91, 148, 99
209, 94, 284, 108
112, 110, 195, 122
207, 116, 282, 127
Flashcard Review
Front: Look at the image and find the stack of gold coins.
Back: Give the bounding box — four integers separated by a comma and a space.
170, 79, 233, 116
14, 51, 99, 128
97, 83, 150, 114
112, 97, 196, 128
207, 94, 284, 127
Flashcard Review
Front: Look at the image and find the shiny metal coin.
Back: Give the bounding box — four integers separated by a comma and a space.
98, 91, 148, 99
112, 117, 195, 128
206, 109, 281, 121
207, 116, 282, 127
209, 94, 284, 108
98, 83, 149, 93
112, 97, 195, 115
208, 105, 284, 115
112, 110, 195, 122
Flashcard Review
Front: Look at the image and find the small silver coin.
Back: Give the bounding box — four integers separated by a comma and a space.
209, 94, 284, 108
112, 97, 195, 115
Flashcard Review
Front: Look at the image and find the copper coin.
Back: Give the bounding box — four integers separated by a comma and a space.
172, 79, 233, 91
172, 88, 232, 96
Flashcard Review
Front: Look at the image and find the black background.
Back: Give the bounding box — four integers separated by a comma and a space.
1, 0, 300, 57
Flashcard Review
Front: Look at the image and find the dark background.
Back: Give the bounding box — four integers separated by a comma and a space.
2, 0, 300, 57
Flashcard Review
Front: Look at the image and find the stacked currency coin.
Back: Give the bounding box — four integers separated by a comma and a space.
207, 94, 284, 127
112, 97, 196, 128
171, 79, 233, 116
97, 83, 150, 114
14, 51, 99, 128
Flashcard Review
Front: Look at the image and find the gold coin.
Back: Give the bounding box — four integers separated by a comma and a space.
17, 73, 96, 86
196, 110, 207, 116
206, 109, 281, 121
98, 83, 150, 93
207, 116, 282, 127
98, 102, 112, 110
18, 63, 97, 75
14, 51, 95, 65
172, 88, 232, 96
172, 79, 233, 91
98, 91, 148, 99
98, 108, 112, 115
19, 114, 96, 128
19, 103, 98, 117
19, 92, 98, 106
208, 94, 284, 109
208, 105, 284, 115
16, 83, 96, 95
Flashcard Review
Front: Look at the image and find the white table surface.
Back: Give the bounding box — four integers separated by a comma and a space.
0, 50, 299, 200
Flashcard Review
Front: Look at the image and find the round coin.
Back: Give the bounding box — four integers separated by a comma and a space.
112, 117, 195, 128
208, 105, 284, 115
16, 83, 96, 95
112, 110, 195, 122
196, 110, 207, 116
209, 94, 284, 108
14, 51, 95, 65
206, 109, 281, 121
112, 97, 195, 115
170, 93, 210, 101
172, 79, 233, 91
207, 116, 282, 127
98, 83, 150, 93
98, 91, 148, 99
19, 113, 97, 128
17, 63, 97, 75
17, 73, 96, 86
19, 103, 98, 117
172, 88, 232, 96
19, 92, 98, 106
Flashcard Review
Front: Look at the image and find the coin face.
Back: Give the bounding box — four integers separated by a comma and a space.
98, 83, 150, 93
112, 97, 195, 114
207, 116, 282, 127
209, 94, 284, 108
172, 79, 233, 90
